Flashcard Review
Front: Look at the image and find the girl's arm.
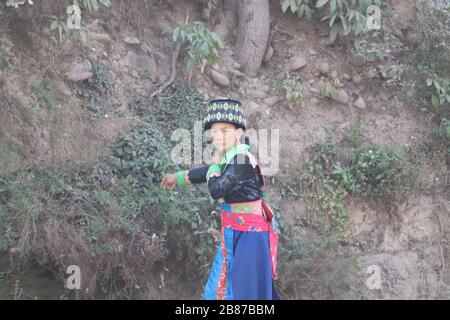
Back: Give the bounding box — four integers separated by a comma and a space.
175, 165, 210, 187
207, 154, 254, 200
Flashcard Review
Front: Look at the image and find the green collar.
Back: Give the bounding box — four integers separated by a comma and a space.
221, 143, 250, 166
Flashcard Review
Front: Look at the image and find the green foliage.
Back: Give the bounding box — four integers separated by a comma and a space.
412, 1, 450, 117
301, 134, 350, 235
74, 58, 117, 119
353, 32, 406, 63
4, 0, 33, 8
172, 21, 224, 74
281, 0, 386, 43
82, 0, 111, 11
432, 118, 450, 156
281, 0, 313, 19
320, 81, 338, 99
317, 0, 384, 43
48, 15, 87, 44
128, 81, 205, 138
46, 0, 110, 44
338, 144, 411, 196
0, 51, 12, 71
282, 73, 310, 108
0, 82, 215, 298
281, 126, 417, 237
111, 122, 172, 182
86, 58, 116, 94
425, 73, 450, 109
196, 0, 219, 20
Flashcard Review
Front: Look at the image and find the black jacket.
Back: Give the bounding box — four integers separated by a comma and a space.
187, 153, 264, 203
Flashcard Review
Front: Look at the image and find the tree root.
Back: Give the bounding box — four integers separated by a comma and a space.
150, 41, 182, 100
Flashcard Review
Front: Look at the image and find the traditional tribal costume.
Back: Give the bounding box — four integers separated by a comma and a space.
175, 99, 281, 300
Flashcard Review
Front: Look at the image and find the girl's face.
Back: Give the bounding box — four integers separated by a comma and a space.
210, 122, 243, 153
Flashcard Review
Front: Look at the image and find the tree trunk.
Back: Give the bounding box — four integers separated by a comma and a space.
233, 0, 270, 77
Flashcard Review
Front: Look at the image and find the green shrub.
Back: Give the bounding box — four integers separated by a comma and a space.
320, 81, 338, 99
82, 0, 111, 11
128, 81, 205, 138
281, 0, 314, 19
0, 82, 216, 298
172, 21, 224, 74
74, 58, 116, 119
196, 0, 219, 20
281, 0, 386, 43
0, 51, 12, 71
281, 126, 417, 237
282, 73, 310, 108
4, 0, 34, 8
353, 32, 406, 63
337, 144, 411, 196
412, 1, 450, 116
431, 118, 450, 157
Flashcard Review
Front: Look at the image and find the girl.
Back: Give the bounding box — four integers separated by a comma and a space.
160, 99, 280, 300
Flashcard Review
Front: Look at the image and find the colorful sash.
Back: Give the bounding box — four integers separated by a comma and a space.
215, 199, 280, 299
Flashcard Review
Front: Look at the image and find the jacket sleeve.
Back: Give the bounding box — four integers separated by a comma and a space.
187, 165, 209, 184
207, 154, 254, 200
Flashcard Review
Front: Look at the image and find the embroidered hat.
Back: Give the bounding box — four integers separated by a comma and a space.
203, 99, 247, 131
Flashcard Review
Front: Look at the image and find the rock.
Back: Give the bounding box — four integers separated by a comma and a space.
330, 70, 338, 80
260, 84, 270, 93
353, 96, 366, 110
406, 88, 415, 98
352, 74, 363, 84
232, 62, 241, 70
124, 51, 158, 77
85, 19, 100, 31
380, 93, 389, 102
156, 18, 173, 35
382, 64, 405, 80
124, 36, 140, 45
308, 79, 315, 85
310, 97, 319, 106
54, 80, 72, 96
88, 31, 111, 43
246, 101, 260, 116
406, 31, 424, 48
342, 73, 351, 81
141, 43, 153, 55
264, 96, 278, 107
287, 56, 307, 71
247, 88, 267, 99
317, 61, 330, 75
209, 69, 230, 87
309, 48, 319, 56
334, 89, 350, 104
229, 68, 245, 78
67, 63, 93, 82
263, 45, 274, 63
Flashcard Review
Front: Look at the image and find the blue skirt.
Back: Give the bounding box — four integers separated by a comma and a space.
203, 229, 281, 300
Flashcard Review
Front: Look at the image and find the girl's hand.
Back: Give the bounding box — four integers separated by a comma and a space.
160, 173, 176, 190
